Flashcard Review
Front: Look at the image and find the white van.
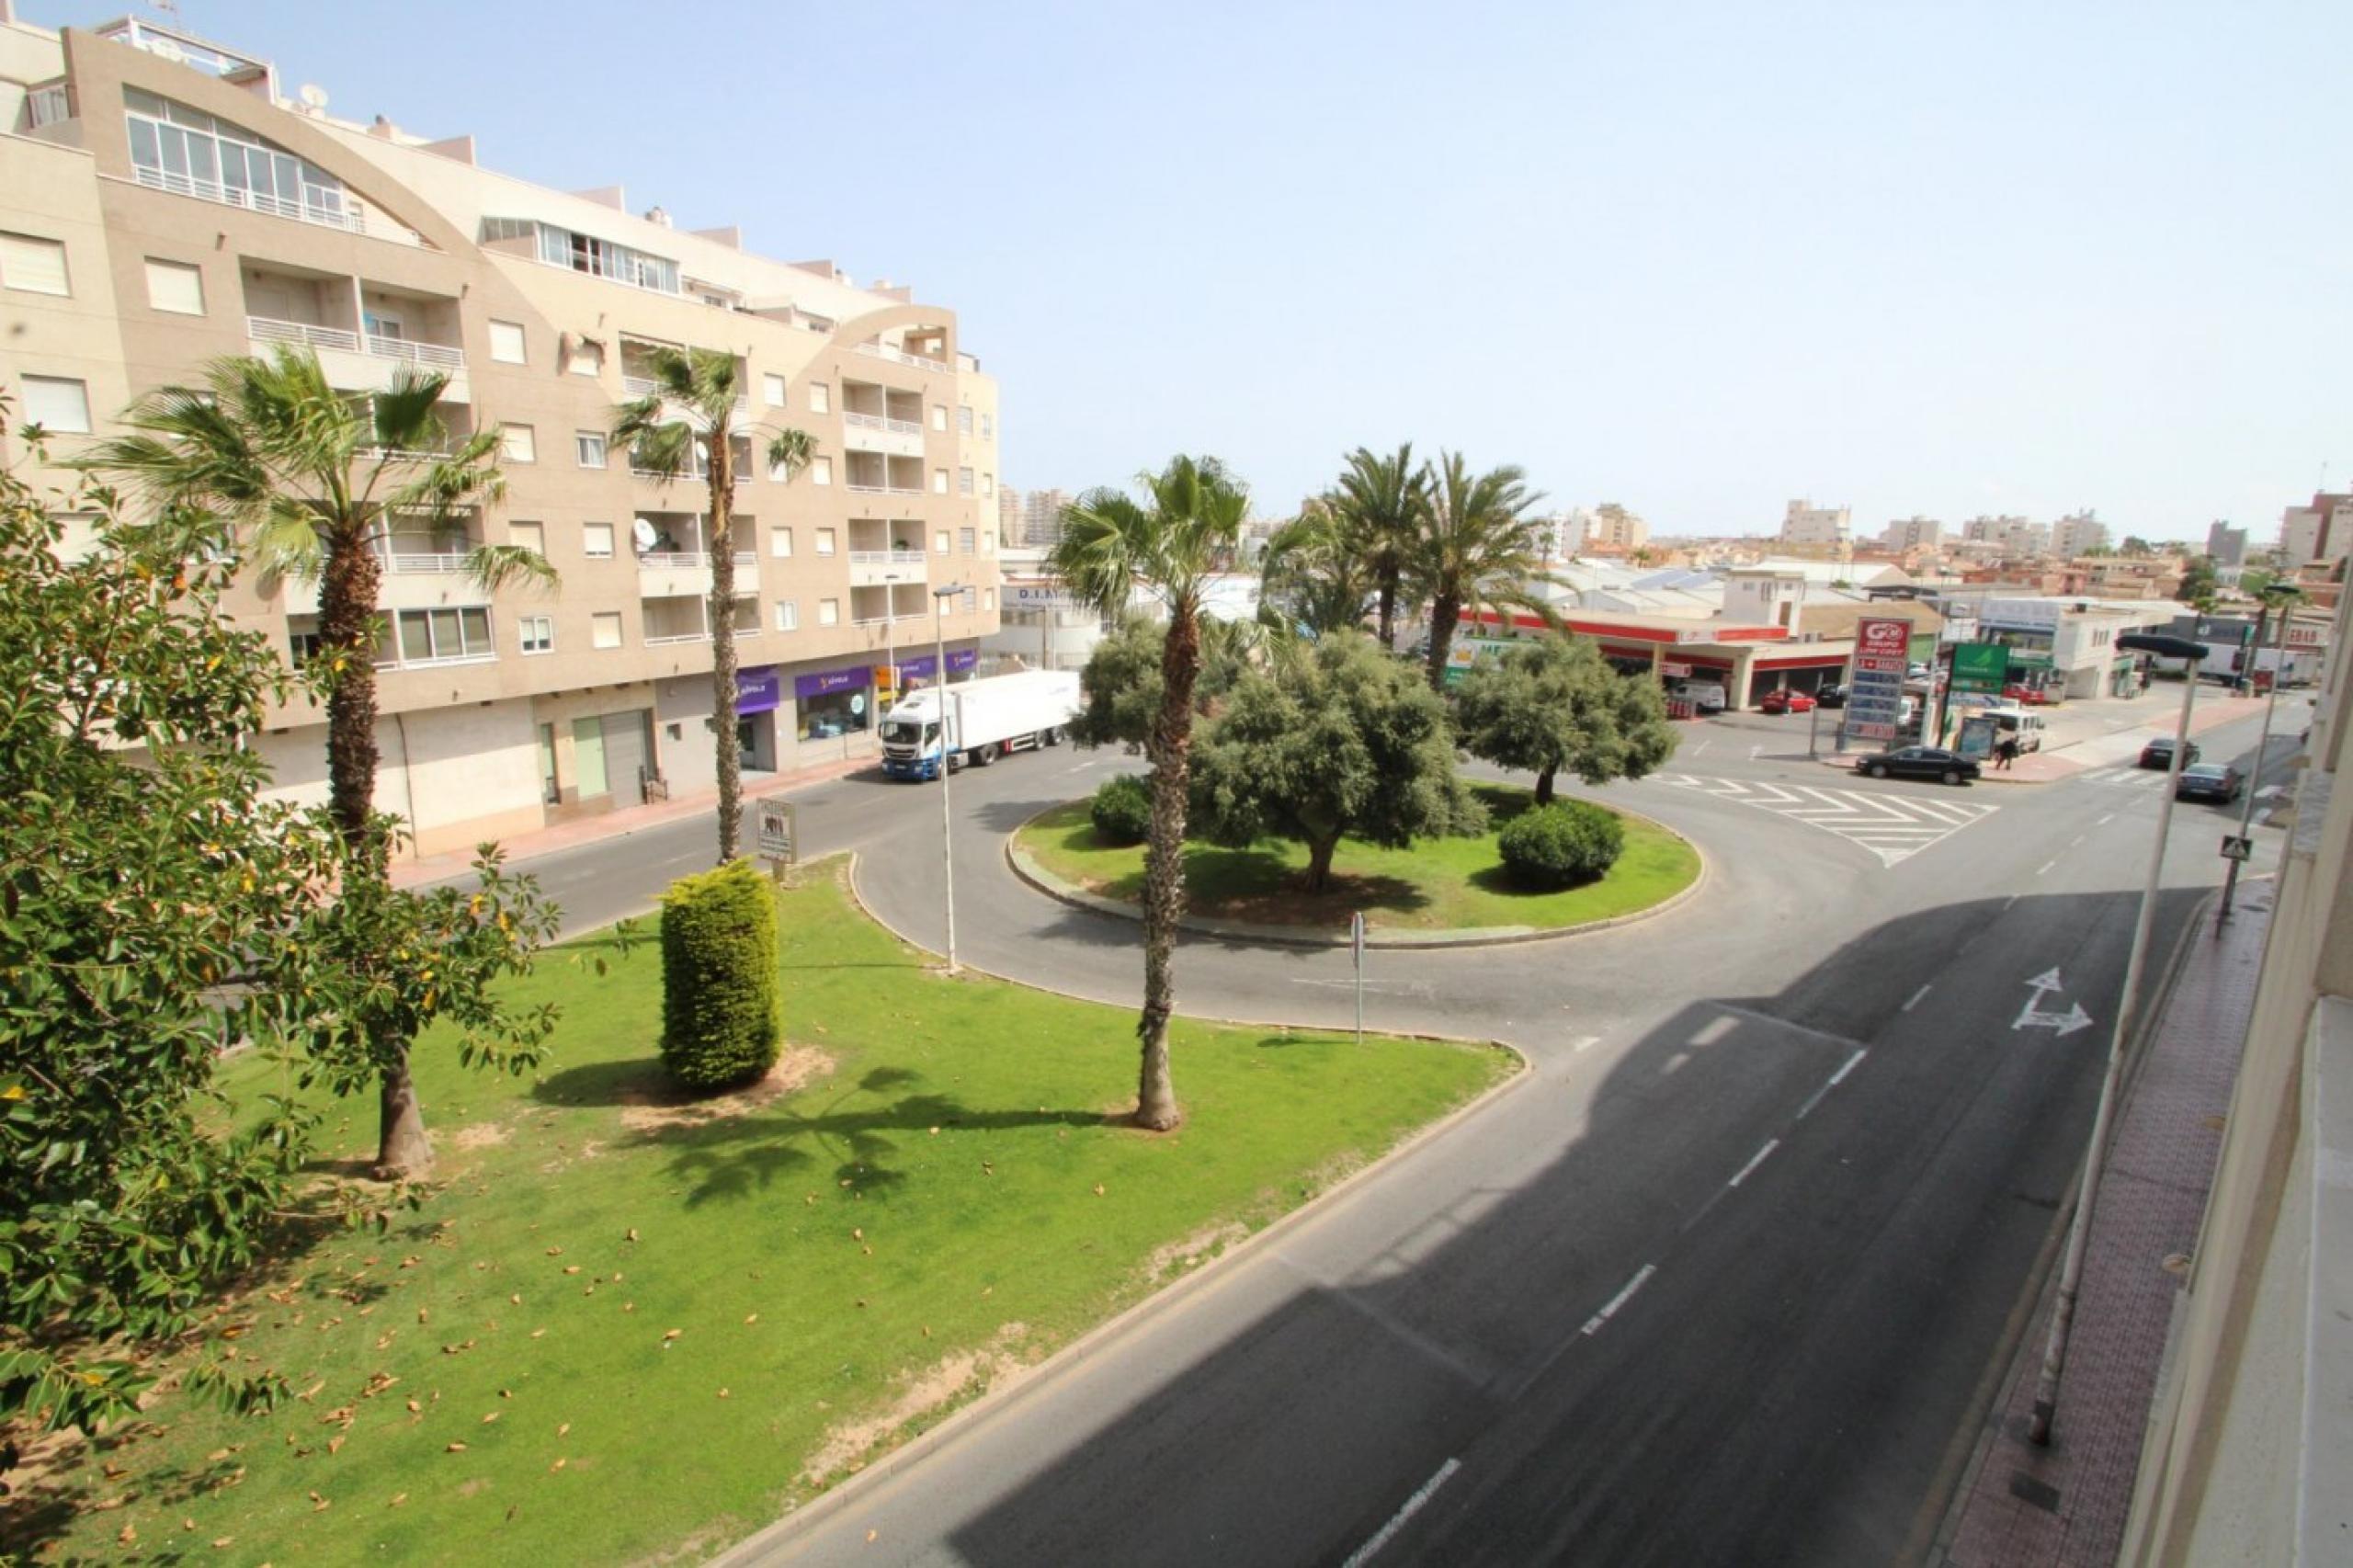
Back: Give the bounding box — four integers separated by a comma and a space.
1669, 678, 1727, 714
1984, 706, 2048, 752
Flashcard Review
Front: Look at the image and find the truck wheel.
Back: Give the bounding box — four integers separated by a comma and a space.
1041, 727, 1061, 746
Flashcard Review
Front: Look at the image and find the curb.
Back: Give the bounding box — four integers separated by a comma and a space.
1000, 801, 1709, 950
701, 855, 1537, 1567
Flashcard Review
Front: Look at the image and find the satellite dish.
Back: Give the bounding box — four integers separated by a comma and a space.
631, 517, 659, 553
298, 83, 329, 109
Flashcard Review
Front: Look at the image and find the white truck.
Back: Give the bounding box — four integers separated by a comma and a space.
880, 669, 1082, 781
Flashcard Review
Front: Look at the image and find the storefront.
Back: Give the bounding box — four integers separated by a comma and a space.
794, 663, 876, 743
735, 665, 782, 774
898, 647, 978, 687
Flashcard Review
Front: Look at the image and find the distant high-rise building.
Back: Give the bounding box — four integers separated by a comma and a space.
1779, 499, 1851, 549
1960, 515, 2050, 555
2052, 510, 2111, 558
998, 485, 1023, 545
2280, 492, 2352, 567
1559, 503, 1648, 556
1879, 516, 1944, 552
2205, 520, 2248, 567
1020, 487, 1073, 549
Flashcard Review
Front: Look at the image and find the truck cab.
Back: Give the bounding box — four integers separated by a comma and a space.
880, 690, 956, 780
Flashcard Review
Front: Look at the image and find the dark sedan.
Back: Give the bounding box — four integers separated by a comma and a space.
2175, 763, 2243, 803
2139, 737, 2201, 770
1815, 684, 1847, 710
1857, 746, 1981, 786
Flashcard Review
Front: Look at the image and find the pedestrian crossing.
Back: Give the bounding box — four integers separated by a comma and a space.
2077, 767, 2166, 791
1647, 774, 2003, 868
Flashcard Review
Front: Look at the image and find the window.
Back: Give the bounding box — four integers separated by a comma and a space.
142, 257, 203, 313
983, 588, 996, 611
982, 472, 994, 498
574, 431, 608, 468
591, 610, 623, 649
20, 375, 91, 434
935, 529, 950, 555
501, 424, 537, 463
392, 606, 495, 665
931, 404, 949, 433
961, 586, 978, 615
763, 373, 787, 407
933, 469, 949, 495
537, 723, 559, 803
981, 413, 994, 441
0, 233, 69, 296
509, 520, 546, 554
567, 338, 604, 377
983, 531, 995, 553
123, 87, 349, 227
519, 614, 554, 654
488, 320, 527, 364
957, 406, 974, 435
810, 455, 832, 486
770, 526, 793, 558
807, 382, 830, 415
775, 599, 798, 631
957, 526, 978, 554
818, 598, 839, 627
527, 222, 678, 292
959, 467, 975, 496
584, 522, 616, 559
815, 528, 836, 556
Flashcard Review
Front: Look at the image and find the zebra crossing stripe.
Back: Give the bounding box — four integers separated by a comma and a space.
1642, 773, 2000, 868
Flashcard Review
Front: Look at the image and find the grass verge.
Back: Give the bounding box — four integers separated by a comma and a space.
14, 859, 1512, 1565
1021, 782, 1699, 931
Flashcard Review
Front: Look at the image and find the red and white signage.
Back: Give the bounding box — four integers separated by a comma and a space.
1660, 661, 1692, 678
1855, 616, 1911, 669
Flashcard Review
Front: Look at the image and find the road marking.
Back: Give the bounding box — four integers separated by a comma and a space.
2013, 970, 2094, 1037
1689, 1016, 1736, 1046
2004, 893, 2021, 909
2036, 858, 2058, 876
1690, 739, 1711, 756
1749, 744, 1764, 759
2068, 835, 2086, 848
1828, 1048, 1868, 1086
1727, 1139, 1780, 1187
1341, 1457, 1463, 1568
2097, 812, 2116, 825
1652, 773, 1998, 867
1579, 1263, 1658, 1336
1570, 1034, 1600, 1053
1903, 983, 1932, 1012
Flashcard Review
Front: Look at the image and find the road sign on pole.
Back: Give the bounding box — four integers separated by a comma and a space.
1350, 912, 1366, 1047
756, 800, 797, 875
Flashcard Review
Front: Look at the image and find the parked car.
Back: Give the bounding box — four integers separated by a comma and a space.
2139, 737, 2200, 770
2175, 763, 2244, 803
1857, 746, 1980, 786
1669, 678, 1728, 714
1759, 688, 1816, 714
1815, 684, 1847, 710
2003, 683, 2058, 706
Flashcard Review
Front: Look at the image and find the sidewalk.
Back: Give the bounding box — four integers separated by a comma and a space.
388, 750, 875, 889
1819, 684, 2290, 786
1933, 880, 2272, 1566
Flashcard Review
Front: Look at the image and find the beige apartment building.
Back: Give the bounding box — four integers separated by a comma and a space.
0, 14, 1003, 857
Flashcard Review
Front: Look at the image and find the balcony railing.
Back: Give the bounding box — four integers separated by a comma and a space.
621, 373, 749, 416
132, 164, 428, 246
853, 341, 950, 374
366, 333, 465, 370
845, 481, 927, 496
249, 315, 358, 353
844, 410, 924, 437
386, 551, 472, 574
642, 629, 711, 646
849, 550, 927, 566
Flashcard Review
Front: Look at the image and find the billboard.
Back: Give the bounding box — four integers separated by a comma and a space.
1949, 642, 2008, 694
1847, 615, 1911, 743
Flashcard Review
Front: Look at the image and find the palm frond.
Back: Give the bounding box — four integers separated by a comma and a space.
765, 426, 816, 482
463, 543, 558, 597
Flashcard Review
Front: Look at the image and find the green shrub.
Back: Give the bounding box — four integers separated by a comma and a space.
1497, 800, 1625, 889
658, 858, 781, 1092
1089, 773, 1153, 846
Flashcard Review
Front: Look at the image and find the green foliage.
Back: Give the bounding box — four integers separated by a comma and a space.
1066, 617, 1255, 752
1452, 635, 1677, 801
1188, 632, 1461, 889
1498, 800, 1626, 888
1410, 451, 1553, 689
659, 860, 782, 1092
1089, 773, 1153, 845
2177, 556, 2219, 604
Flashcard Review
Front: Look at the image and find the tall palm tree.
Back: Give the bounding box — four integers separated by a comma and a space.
1051, 455, 1249, 1131
1329, 443, 1431, 650
83, 343, 549, 1172
613, 347, 815, 862
1257, 494, 1379, 638
1410, 452, 1552, 691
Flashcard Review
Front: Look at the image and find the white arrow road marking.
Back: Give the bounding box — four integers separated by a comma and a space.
2013, 969, 2096, 1036
1650, 774, 2000, 867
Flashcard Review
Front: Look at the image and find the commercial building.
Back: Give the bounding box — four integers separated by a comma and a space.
0, 14, 1002, 856
1779, 498, 1852, 550
1974, 597, 2177, 700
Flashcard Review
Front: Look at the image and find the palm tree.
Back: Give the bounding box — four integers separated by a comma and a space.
613, 347, 815, 862
1257, 494, 1379, 638
1409, 452, 1551, 691
1051, 455, 1249, 1131
83, 343, 549, 1172
1329, 444, 1431, 650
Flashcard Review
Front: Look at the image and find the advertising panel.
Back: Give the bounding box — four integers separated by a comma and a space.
1847, 615, 1911, 742
1949, 642, 2008, 694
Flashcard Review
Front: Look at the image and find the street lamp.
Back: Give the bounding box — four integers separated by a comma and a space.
932, 583, 962, 974
2217, 585, 2300, 926
2029, 631, 2207, 1445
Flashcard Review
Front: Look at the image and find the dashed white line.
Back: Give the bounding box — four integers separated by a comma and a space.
1342, 1457, 1463, 1568
1727, 1139, 1780, 1187
1828, 1048, 1868, 1086
1570, 1034, 1600, 1053
1903, 983, 1932, 1012
1579, 1264, 1658, 1336
2097, 812, 2116, 825
2068, 835, 2086, 848
2035, 859, 2058, 877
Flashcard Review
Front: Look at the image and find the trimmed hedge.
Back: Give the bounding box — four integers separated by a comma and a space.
658, 858, 782, 1092
1497, 800, 1626, 889
1089, 773, 1152, 846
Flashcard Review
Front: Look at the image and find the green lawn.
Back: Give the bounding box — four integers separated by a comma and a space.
1019, 783, 1699, 932
24, 862, 1511, 1565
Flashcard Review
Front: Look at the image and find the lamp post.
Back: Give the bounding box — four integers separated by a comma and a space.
2029, 631, 2208, 1446
2216, 585, 2299, 926
932, 583, 962, 974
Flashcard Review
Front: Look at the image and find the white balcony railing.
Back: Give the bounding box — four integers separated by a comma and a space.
249, 315, 359, 353
845, 411, 925, 437
386, 551, 471, 574
853, 341, 950, 374
849, 549, 927, 566
844, 481, 927, 496
621, 373, 750, 417
131, 163, 428, 246
640, 551, 710, 569
643, 630, 711, 646
367, 334, 465, 370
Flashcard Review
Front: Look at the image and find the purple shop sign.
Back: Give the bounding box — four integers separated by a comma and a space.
734, 665, 783, 714
897, 648, 979, 682
793, 665, 870, 700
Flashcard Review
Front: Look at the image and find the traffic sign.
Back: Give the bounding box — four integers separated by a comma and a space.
757, 800, 797, 866
2220, 835, 2253, 863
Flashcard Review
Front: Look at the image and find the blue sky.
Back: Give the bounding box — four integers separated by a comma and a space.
41, 2, 2351, 541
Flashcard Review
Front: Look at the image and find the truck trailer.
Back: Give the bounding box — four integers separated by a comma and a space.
880, 669, 1083, 781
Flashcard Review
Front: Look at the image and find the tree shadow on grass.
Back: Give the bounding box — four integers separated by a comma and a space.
1464, 864, 1605, 900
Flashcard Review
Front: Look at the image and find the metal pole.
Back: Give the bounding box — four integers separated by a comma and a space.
936, 595, 958, 974
2218, 601, 2292, 926
2029, 655, 2201, 1445
1808, 696, 1821, 759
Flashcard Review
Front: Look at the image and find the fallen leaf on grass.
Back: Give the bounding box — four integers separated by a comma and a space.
509, 1294, 522, 1306
744, 1312, 759, 1325
310, 1490, 331, 1511
545, 1246, 563, 1256
212, 1538, 234, 1549
445, 1442, 469, 1453
406, 1399, 421, 1414
562, 1266, 581, 1276
117, 1524, 137, 1546
557, 1422, 571, 1437
481, 1412, 500, 1425
551, 1458, 567, 1472
389, 1494, 407, 1508
530, 1327, 547, 1339
625, 1228, 639, 1243
716, 1388, 730, 1400
1093, 1184, 1106, 1197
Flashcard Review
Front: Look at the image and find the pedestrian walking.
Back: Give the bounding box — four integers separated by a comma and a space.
1995, 737, 2021, 770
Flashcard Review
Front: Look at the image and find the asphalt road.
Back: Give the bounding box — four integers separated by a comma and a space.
433, 699, 2309, 1567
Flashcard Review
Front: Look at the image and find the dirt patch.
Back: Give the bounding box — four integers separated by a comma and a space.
1142, 1220, 1250, 1284
449, 1123, 510, 1152
800, 1323, 1035, 1485
619, 1048, 835, 1133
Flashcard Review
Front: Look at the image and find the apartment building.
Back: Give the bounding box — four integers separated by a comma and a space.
1018, 486, 1072, 548
0, 15, 1003, 857
1960, 514, 2052, 556
2280, 490, 2351, 568
1878, 514, 1943, 552
1778, 498, 1851, 550
2049, 508, 2109, 558
2205, 519, 2248, 567
1556, 502, 1647, 558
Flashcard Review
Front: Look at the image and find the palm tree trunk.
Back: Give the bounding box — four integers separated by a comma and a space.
319, 537, 386, 875
1135, 606, 1199, 1132
374, 1054, 431, 1178
1426, 593, 1462, 693
708, 433, 742, 863
1376, 568, 1399, 650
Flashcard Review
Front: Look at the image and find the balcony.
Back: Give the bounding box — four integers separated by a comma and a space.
131, 163, 429, 248
620, 374, 750, 417
248, 315, 470, 402
842, 408, 926, 460
848, 548, 928, 588
638, 550, 756, 600
853, 340, 950, 375
845, 480, 926, 496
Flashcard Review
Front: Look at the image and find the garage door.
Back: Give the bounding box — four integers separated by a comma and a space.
602, 710, 651, 807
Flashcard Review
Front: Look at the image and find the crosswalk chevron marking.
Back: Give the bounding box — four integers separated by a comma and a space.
1643, 772, 2001, 867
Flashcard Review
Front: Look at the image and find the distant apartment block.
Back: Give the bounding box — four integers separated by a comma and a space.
1557, 503, 1648, 557
1961, 515, 2052, 556
1779, 499, 1851, 549
1879, 515, 1943, 552
1018, 487, 1072, 548
2205, 519, 2249, 567
0, 15, 1003, 856
2051, 509, 2110, 558
2280, 491, 2352, 568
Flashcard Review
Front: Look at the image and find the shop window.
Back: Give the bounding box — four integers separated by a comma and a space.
799, 684, 870, 741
